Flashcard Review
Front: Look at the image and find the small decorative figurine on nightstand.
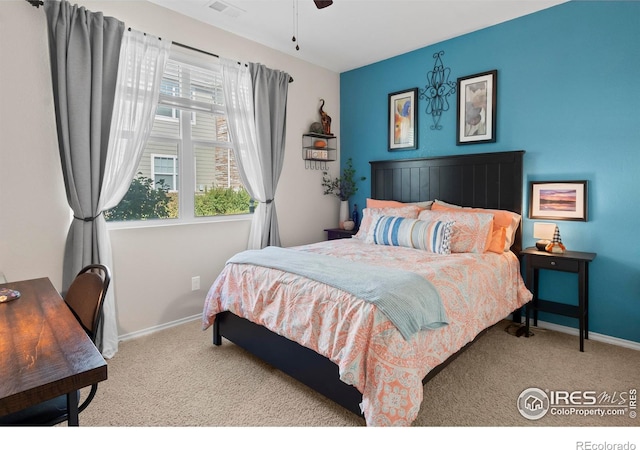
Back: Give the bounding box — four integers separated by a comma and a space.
545, 225, 566, 254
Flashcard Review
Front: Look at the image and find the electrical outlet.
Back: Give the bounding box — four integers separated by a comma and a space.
191, 276, 200, 291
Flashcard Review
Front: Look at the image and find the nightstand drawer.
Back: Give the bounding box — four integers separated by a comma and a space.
530, 254, 579, 272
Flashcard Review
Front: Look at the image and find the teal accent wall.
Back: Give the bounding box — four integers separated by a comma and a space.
340, 1, 640, 344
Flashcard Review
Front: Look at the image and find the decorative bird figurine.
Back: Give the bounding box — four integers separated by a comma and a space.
319, 99, 332, 135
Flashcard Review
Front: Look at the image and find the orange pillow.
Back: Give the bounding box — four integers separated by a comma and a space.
487, 226, 507, 254
366, 198, 433, 210
366, 198, 407, 209
432, 202, 507, 253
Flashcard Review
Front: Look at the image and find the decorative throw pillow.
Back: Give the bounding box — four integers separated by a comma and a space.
418, 209, 494, 253
432, 200, 521, 252
433, 199, 463, 209
366, 198, 433, 211
366, 198, 407, 209
371, 215, 454, 255
408, 200, 434, 210
354, 205, 421, 242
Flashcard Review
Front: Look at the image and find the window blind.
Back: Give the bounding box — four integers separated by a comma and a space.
158, 59, 225, 115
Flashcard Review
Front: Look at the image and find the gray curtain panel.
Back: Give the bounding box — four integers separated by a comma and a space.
43, 1, 123, 295
248, 63, 290, 248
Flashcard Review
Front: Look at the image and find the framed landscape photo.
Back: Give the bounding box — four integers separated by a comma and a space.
388, 88, 418, 151
456, 70, 497, 145
529, 180, 588, 221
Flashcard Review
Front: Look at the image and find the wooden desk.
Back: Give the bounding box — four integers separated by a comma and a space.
0, 277, 107, 426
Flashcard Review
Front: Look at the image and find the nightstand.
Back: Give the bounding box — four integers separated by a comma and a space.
324, 228, 357, 240
521, 247, 596, 352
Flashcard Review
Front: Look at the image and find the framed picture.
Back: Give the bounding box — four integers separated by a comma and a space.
388, 88, 418, 151
529, 181, 588, 221
456, 70, 497, 145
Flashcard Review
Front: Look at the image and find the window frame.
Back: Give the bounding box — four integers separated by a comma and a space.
106, 46, 252, 230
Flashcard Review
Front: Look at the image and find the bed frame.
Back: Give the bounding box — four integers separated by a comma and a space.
213, 150, 525, 418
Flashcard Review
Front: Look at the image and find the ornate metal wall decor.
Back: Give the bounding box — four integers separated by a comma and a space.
419, 51, 456, 130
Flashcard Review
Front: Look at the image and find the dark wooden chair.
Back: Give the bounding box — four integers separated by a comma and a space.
0, 264, 111, 426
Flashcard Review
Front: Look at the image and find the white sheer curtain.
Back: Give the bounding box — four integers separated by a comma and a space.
220, 58, 266, 250
96, 30, 170, 358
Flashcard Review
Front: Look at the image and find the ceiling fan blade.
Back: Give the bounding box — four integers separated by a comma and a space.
314, 0, 333, 9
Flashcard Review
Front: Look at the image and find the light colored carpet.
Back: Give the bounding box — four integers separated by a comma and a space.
75, 319, 639, 428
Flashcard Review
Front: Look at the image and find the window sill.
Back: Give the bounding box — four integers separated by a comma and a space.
106, 213, 253, 231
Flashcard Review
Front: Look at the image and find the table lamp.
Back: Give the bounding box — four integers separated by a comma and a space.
533, 222, 556, 251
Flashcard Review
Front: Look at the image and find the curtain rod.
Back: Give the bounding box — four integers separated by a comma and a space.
26, 0, 293, 83
172, 41, 294, 84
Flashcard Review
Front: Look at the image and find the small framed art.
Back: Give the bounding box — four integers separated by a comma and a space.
388, 88, 418, 151
529, 180, 588, 221
456, 70, 497, 145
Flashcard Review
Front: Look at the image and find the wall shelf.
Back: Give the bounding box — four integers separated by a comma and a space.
302, 133, 336, 170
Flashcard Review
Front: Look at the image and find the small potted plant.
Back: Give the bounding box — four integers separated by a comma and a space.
321, 158, 366, 228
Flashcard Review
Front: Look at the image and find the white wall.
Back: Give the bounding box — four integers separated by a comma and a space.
0, 0, 342, 338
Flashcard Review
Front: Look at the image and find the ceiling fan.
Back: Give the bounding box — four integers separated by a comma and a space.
314, 0, 333, 9
292, 1, 332, 51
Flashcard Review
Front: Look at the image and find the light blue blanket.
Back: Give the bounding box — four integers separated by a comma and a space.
227, 246, 449, 340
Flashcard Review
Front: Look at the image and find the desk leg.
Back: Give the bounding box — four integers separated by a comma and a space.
66, 390, 79, 426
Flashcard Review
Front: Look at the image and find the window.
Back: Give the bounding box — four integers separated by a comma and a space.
152, 155, 178, 191
105, 49, 251, 223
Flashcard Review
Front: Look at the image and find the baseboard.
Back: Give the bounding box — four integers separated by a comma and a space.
118, 314, 201, 343
523, 319, 640, 352
119, 314, 640, 352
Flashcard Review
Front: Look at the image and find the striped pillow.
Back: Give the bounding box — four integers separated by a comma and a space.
371, 216, 454, 255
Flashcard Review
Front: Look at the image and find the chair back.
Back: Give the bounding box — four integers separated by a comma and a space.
64, 264, 111, 343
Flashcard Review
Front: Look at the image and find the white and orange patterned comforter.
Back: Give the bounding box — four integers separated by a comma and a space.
202, 238, 532, 426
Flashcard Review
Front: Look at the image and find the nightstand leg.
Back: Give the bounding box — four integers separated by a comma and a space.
524, 257, 535, 337
532, 267, 539, 327
524, 302, 530, 337
578, 261, 587, 352
584, 262, 589, 341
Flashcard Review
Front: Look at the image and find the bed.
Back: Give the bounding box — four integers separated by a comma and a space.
202, 150, 531, 426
